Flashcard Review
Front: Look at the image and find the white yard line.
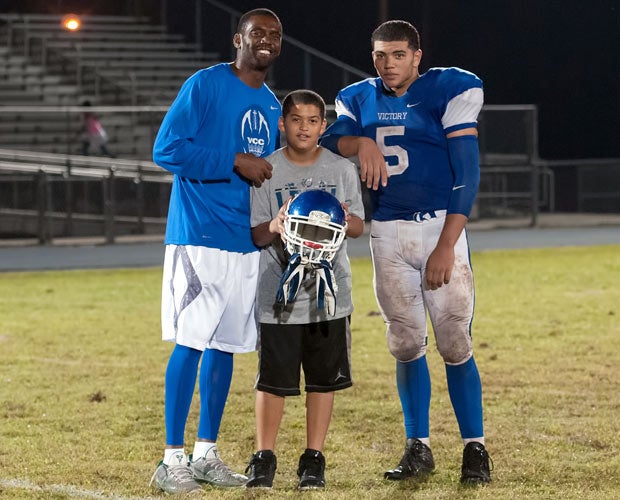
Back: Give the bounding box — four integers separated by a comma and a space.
0, 478, 156, 499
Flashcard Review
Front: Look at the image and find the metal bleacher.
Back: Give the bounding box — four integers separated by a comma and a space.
0, 13, 218, 105
0, 13, 221, 160
0, 105, 165, 159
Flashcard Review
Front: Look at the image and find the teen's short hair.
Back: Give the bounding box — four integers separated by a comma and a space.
371, 20, 420, 51
282, 90, 326, 120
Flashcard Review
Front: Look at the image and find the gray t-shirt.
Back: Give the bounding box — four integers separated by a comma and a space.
250, 147, 364, 324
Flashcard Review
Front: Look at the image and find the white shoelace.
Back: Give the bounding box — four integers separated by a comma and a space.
168, 464, 196, 483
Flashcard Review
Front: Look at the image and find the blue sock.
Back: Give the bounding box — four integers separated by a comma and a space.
396, 356, 431, 439
165, 344, 202, 446
197, 348, 234, 441
445, 356, 484, 438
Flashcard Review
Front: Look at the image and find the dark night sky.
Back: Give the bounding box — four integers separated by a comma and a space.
219, 0, 620, 161
3, 0, 620, 160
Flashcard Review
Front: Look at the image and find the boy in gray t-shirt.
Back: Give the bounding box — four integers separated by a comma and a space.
247, 90, 364, 490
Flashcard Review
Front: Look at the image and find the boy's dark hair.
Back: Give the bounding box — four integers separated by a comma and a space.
282, 90, 326, 120
371, 20, 420, 51
237, 8, 281, 33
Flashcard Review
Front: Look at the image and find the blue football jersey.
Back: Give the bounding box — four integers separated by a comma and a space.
321, 67, 483, 220
154, 63, 281, 252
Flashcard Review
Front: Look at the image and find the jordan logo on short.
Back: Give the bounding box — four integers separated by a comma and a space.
335, 369, 347, 382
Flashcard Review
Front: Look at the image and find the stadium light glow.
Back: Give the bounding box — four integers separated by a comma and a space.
61, 14, 81, 31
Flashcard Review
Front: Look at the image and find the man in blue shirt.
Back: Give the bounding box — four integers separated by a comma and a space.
149, 8, 282, 494
321, 19, 492, 486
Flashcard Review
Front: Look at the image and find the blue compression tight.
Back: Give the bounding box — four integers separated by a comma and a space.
445, 356, 484, 438
164, 345, 234, 446
165, 344, 201, 446
396, 356, 431, 439
197, 348, 233, 441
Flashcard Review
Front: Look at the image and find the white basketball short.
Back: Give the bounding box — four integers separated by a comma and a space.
161, 245, 260, 353
370, 213, 475, 365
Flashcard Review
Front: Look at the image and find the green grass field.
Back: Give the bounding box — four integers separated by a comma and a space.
1, 245, 619, 499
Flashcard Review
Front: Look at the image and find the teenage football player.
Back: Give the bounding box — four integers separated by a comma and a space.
321, 19, 492, 485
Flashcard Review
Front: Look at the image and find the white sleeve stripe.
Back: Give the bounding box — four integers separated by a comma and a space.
441, 87, 483, 130
335, 99, 358, 122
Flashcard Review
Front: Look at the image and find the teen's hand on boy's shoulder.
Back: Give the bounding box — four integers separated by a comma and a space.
233, 153, 273, 187
357, 137, 389, 190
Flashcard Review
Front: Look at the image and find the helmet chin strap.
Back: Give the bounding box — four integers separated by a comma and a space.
315, 260, 338, 316
276, 253, 305, 306
275, 253, 338, 316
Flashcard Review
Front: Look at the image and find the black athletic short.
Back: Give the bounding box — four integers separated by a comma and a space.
256, 317, 353, 397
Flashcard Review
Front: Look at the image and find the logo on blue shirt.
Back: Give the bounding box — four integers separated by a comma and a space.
241, 108, 271, 156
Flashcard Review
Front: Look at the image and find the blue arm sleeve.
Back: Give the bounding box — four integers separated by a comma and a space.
318, 132, 342, 154
446, 135, 480, 217
319, 100, 361, 154
153, 75, 235, 181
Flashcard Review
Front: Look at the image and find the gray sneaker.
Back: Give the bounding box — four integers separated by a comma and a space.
190, 449, 248, 487
149, 461, 202, 495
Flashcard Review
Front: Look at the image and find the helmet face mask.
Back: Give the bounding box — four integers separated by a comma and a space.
284, 190, 347, 265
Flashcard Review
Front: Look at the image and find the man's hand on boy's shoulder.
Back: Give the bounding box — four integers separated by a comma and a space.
234, 153, 273, 187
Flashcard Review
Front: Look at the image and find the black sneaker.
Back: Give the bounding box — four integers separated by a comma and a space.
245, 450, 277, 488
384, 438, 435, 480
297, 449, 326, 490
460, 442, 492, 485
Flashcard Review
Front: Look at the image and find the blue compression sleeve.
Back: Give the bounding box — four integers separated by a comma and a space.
197, 348, 234, 441
396, 356, 431, 439
446, 135, 480, 217
165, 344, 202, 446
318, 132, 343, 154
445, 356, 484, 438
319, 110, 359, 154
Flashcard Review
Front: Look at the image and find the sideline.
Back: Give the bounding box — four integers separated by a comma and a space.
2, 213, 620, 249
1, 213, 619, 272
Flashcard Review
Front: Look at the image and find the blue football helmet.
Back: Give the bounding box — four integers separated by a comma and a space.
284, 189, 347, 265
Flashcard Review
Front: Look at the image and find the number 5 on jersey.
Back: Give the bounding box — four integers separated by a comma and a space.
376, 126, 408, 176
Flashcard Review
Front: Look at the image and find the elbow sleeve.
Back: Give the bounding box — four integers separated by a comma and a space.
446, 135, 480, 217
